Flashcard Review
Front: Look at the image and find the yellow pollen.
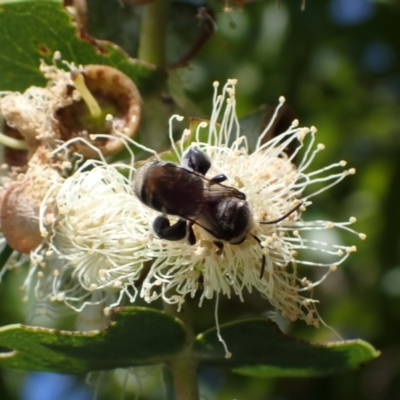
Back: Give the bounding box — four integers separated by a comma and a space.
89, 284, 98, 290
53, 269, 59, 277
103, 307, 110, 316
40, 229, 49, 238
347, 246, 357, 253
34, 255, 44, 263
350, 216, 357, 223
56, 293, 65, 301
317, 143, 325, 150
98, 269, 107, 277
298, 129, 308, 141
359, 233, 367, 240
301, 277, 309, 286
330, 265, 337, 271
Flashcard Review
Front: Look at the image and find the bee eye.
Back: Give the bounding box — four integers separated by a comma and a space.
215, 199, 250, 243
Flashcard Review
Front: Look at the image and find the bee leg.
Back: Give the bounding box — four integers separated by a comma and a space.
260, 254, 266, 279
153, 216, 187, 241
181, 147, 211, 175
187, 222, 196, 245
209, 174, 227, 185
213, 240, 224, 255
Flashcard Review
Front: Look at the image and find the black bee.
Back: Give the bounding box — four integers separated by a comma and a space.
132, 147, 301, 277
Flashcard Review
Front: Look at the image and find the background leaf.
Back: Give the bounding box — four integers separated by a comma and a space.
0, 307, 186, 373
0, 0, 166, 94
194, 318, 379, 377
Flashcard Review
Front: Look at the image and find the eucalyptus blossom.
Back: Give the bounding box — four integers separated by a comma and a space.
29, 79, 364, 329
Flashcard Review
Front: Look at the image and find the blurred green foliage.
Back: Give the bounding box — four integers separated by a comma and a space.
1, 0, 400, 399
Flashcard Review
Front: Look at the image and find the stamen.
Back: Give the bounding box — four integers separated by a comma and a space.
215, 294, 232, 359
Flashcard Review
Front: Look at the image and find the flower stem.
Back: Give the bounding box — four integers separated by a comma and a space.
164, 302, 199, 400
138, 0, 170, 67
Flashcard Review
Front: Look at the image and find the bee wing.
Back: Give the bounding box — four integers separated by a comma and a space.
202, 181, 246, 201
190, 182, 247, 241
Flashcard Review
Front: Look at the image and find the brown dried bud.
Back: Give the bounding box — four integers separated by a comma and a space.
54, 65, 142, 158
1, 180, 43, 254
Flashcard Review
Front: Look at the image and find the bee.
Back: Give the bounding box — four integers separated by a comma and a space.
132, 147, 301, 278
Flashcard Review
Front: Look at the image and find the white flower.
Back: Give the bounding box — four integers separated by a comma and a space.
139, 80, 365, 326
29, 156, 153, 313
29, 79, 364, 327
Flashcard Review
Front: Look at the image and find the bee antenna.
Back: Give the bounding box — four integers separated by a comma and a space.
259, 201, 303, 225
252, 235, 266, 279
255, 202, 302, 279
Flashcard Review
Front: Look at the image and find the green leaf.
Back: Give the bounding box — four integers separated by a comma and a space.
194, 318, 379, 377
0, 306, 186, 373
0, 0, 166, 94
0, 244, 13, 272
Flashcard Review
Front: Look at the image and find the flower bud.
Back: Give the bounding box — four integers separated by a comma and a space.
1, 180, 43, 253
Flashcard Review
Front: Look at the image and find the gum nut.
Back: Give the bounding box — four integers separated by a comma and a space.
55, 64, 142, 159
1, 181, 42, 253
